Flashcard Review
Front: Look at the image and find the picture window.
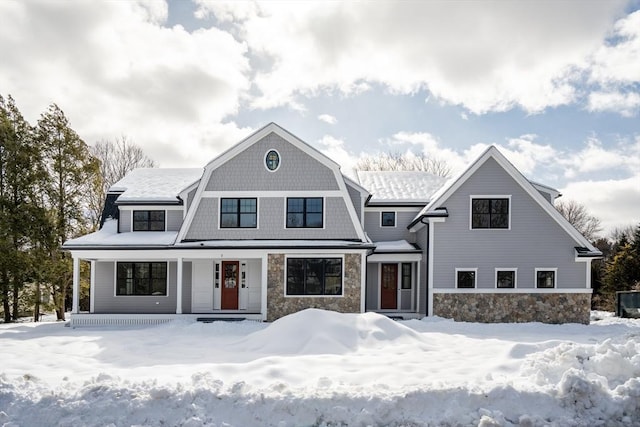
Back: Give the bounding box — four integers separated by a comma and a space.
286, 258, 342, 296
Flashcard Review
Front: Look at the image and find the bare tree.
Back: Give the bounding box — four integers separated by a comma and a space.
555, 199, 602, 241
88, 136, 156, 229
356, 152, 452, 177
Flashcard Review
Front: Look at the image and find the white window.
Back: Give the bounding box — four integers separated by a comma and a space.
535, 268, 557, 288
495, 268, 517, 288
456, 268, 477, 288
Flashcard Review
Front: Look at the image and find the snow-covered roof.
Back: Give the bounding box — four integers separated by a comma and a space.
373, 240, 420, 253
356, 171, 447, 204
110, 168, 203, 203
63, 219, 178, 248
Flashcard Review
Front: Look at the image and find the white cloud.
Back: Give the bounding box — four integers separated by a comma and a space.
559, 137, 640, 178
0, 0, 251, 167
316, 135, 360, 178
561, 175, 640, 236
195, 1, 627, 114
318, 114, 337, 125
587, 91, 640, 117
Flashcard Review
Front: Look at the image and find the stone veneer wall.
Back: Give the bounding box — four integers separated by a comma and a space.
267, 253, 362, 321
433, 293, 591, 324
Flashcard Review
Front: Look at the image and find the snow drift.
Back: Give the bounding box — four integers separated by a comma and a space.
0, 309, 638, 426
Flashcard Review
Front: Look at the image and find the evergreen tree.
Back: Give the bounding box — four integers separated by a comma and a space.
602, 224, 640, 310
0, 95, 47, 321
37, 104, 100, 320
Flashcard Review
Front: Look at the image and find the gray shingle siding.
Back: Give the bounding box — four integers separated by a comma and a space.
428, 158, 586, 290
205, 133, 338, 191
346, 182, 362, 224
93, 261, 178, 314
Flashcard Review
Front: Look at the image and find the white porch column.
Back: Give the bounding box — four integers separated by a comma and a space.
176, 258, 183, 314
72, 256, 80, 314
90, 260, 96, 313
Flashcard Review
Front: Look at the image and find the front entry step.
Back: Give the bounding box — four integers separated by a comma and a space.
196, 317, 246, 323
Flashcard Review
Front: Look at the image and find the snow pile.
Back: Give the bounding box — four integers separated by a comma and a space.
233, 308, 431, 355
1, 309, 639, 426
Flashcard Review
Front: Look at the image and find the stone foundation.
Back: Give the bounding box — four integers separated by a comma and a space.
266, 253, 362, 321
433, 292, 591, 324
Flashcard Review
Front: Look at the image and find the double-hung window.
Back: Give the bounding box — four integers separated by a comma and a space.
471, 197, 510, 229
116, 262, 167, 296
286, 198, 323, 228
286, 258, 342, 295
220, 198, 257, 228
133, 210, 165, 231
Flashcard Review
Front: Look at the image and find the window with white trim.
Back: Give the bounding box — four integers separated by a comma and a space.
286, 198, 323, 228
536, 269, 557, 288
220, 198, 257, 228
286, 258, 342, 295
496, 269, 517, 288
116, 262, 167, 296
401, 263, 412, 289
456, 268, 477, 288
471, 198, 509, 229
133, 210, 165, 231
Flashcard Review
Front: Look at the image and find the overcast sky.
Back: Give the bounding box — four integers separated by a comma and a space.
1, 0, 638, 236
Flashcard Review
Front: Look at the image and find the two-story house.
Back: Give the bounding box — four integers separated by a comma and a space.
63, 123, 601, 326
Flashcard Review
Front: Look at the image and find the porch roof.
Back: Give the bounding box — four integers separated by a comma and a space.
62, 219, 178, 249
372, 240, 421, 253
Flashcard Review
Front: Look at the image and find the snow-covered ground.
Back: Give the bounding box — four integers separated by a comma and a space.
0, 309, 639, 427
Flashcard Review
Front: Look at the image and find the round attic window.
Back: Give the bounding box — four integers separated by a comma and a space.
265, 149, 280, 171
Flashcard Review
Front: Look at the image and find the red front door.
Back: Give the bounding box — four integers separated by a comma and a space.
221, 261, 239, 310
380, 263, 398, 309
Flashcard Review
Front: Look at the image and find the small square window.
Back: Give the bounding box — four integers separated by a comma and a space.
496, 270, 516, 288
381, 212, 396, 227
536, 270, 556, 288
456, 270, 476, 288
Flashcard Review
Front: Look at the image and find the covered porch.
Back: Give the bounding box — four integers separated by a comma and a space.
69, 249, 269, 327
365, 240, 423, 319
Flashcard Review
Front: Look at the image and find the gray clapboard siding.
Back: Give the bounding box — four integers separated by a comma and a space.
167, 210, 183, 231
205, 133, 338, 191
182, 261, 192, 314
185, 197, 359, 240
94, 261, 178, 314
365, 263, 379, 310
119, 209, 131, 232
364, 210, 420, 243
429, 158, 586, 290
